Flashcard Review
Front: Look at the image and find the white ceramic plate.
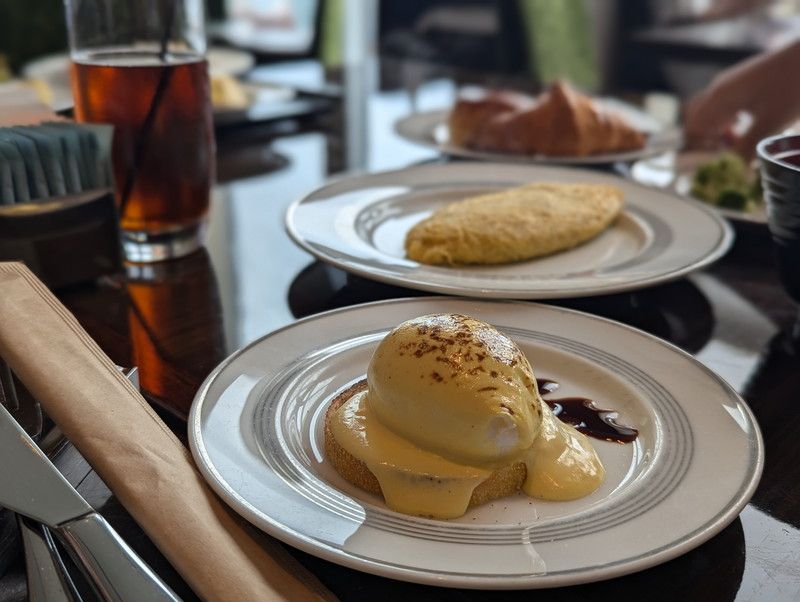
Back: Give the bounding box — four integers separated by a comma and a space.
631, 151, 767, 224
285, 162, 733, 299
206, 47, 255, 76
189, 297, 763, 589
394, 102, 682, 166
22, 47, 256, 112
212, 81, 297, 124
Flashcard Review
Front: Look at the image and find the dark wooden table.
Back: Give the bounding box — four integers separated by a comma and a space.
2, 63, 800, 601
631, 12, 800, 63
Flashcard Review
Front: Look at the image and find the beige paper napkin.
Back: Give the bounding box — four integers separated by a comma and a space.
0, 262, 336, 602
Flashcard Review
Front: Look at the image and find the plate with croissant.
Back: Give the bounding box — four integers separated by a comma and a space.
396, 81, 680, 165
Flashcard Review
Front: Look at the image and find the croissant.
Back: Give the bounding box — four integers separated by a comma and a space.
449, 81, 646, 157
447, 90, 533, 147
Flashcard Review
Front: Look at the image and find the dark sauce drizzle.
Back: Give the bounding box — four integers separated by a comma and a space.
536, 379, 560, 396
535, 378, 638, 444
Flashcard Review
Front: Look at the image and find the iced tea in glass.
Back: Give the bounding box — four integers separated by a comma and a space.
65, 0, 215, 262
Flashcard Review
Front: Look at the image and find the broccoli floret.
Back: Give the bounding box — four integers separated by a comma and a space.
694, 165, 713, 186
717, 188, 750, 210
691, 152, 757, 209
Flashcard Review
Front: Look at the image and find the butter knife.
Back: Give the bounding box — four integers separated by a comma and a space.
17, 515, 81, 601
0, 402, 180, 602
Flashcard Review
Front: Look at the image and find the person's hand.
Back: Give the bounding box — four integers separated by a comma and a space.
684, 39, 800, 158
684, 71, 757, 157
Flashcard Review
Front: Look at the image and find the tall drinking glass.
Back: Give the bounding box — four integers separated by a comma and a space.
64, 0, 215, 262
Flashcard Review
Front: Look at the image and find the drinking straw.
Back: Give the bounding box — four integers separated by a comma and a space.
117, 0, 178, 219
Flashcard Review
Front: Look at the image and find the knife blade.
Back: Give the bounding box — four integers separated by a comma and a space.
18, 515, 82, 602
0, 403, 179, 601
0, 403, 91, 526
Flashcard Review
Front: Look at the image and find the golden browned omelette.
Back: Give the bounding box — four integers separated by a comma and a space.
405, 183, 624, 266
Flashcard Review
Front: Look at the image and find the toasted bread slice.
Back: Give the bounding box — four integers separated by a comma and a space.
324, 380, 527, 514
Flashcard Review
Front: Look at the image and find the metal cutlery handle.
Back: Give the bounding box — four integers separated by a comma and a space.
18, 516, 81, 602
56, 513, 180, 602
0, 359, 19, 411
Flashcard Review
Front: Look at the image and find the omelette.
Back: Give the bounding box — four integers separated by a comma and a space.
404, 183, 624, 266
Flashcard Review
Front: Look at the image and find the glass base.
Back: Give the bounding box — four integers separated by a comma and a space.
122, 221, 205, 263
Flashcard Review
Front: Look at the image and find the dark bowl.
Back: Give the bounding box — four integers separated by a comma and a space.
757, 134, 800, 303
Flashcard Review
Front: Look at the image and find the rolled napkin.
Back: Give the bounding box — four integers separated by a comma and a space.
0, 262, 335, 601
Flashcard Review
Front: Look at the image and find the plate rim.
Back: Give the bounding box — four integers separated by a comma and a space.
394, 108, 682, 166
189, 297, 764, 589
284, 162, 734, 299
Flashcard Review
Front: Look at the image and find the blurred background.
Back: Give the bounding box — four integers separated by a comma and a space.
3, 0, 800, 96
5, 0, 800, 176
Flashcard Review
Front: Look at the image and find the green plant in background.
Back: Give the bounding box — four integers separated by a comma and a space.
0, 0, 68, 75
0, 56, 12, 82
319, 0, 343, 68
517, 0, 599, 91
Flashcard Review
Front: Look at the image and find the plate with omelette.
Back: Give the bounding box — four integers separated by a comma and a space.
189, 297, 763, 588
395, 81, 681, 165
285, 162, 732, 299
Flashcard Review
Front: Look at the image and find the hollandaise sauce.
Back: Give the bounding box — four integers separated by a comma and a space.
327, 314, 608, 519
